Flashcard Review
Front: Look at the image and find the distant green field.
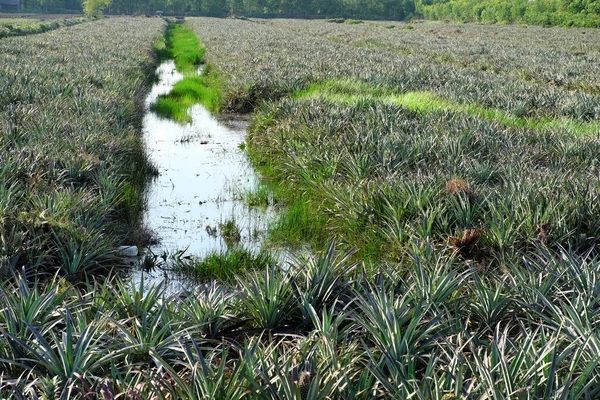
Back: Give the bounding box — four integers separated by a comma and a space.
0, 17, 37, 25
0, 15, 86, 38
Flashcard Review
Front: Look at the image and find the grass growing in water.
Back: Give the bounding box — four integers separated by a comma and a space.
242, 182, 279, 207
174, 247, 276, 282
219, 218, 241, 244
161, 23, 206, 74
245, 141, 331, 251
151, 23, 221, 123
152, 70, 221, 122
241, 179, 330, 251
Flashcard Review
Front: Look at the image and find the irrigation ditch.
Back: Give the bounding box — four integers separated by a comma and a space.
129, 22, 290, 289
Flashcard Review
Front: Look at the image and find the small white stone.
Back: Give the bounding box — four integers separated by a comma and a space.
117, 246, 139, 257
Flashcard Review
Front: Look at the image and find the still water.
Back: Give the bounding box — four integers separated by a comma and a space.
131, 61, 275, 290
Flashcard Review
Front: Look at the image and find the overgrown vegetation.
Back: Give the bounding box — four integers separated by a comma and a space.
173, 246, 277, 281
166, 22, 206, 73
151, 23, 221, 123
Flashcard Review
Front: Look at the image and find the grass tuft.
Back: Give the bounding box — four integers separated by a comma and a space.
174, 247, 276, 282
164, 23, 205, 75
151, 23, 221, 123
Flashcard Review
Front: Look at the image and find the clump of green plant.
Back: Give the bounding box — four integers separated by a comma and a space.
219, 218, 242, 244
174, 246, 276, 282
152, 70, 221, 122
83, 0, 112, 18
165, 23, 206, 74
151, 23, 221, 123
243, 182, 276, 207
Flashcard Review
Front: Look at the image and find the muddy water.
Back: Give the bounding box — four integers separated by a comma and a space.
132, 61, 275, 289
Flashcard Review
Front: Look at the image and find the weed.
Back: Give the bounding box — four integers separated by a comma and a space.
174, 247, 276, 282
165, 23, 206, 75
151, 23, 221, 123
219, 218, 241, 244
243, 182, 274, 207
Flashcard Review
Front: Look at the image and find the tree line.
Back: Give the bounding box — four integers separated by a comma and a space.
20, 0, 415, 20
15, 0, 600, 27
421, 0, 600, 27
108, 0, 415, 19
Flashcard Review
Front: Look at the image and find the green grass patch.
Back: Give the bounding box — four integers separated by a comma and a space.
164, 23, 205, 75
151, 72, 221, 123
151, 23, 222, 123
294, 78, 387, 100
297, 80, 600, 136
241, 171, 330, 250
245, 144, 329, 250
174, 247, 276, 282
243, 182, 277, 207
390, 91, 600, 136
151, 96, 190, 122
268, 193, 329, 245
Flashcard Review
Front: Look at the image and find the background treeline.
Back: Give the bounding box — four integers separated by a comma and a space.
18, 0, 416, 20
421, 0, 600, 27
110, 0, 416, 19
12, 0, 600, 33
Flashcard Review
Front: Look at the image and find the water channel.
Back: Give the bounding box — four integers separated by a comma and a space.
130, 61, 276, 290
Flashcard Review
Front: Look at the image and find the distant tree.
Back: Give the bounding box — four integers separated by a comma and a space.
82, 0, 111, 17
202, 0, 227, 15
229, 0, 245, 13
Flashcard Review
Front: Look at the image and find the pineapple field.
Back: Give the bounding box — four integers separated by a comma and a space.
1, 15, 600, 398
